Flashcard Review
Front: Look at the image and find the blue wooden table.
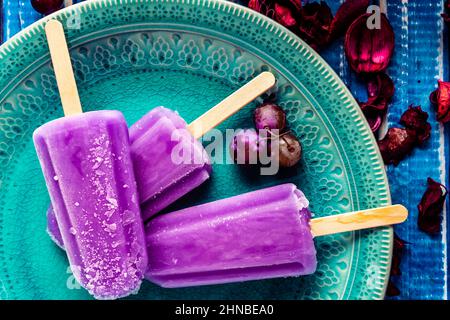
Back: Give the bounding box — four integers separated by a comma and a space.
1, 0, 449, 300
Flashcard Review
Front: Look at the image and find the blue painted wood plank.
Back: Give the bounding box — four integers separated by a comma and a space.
386, 0, 447, 300
1, 0, 85, 41
18, 0, 42, 29
0, 1, 3, 43
1, 0, 43, 41
318, 0, 345, 78
308, 0, 369, 105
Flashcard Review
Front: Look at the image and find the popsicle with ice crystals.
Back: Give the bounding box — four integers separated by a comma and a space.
34, 20, 148, 299
45, 105, 210, 236
44, 106, 209, 240
129, 106, 211, 219
144, 184, 408, 288
46, 72, 275, 220
145, 183, 315, 287
39, 20, 275, 298
45, 72, 275, 221
132, 69, 276, 219
45, 69, 275, 221
48, 183, 407, 288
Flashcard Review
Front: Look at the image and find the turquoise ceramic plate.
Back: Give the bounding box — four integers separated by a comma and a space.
0, 0, 392, 299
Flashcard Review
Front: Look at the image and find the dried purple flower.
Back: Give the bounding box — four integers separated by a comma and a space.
378, 128, 418, 165
345, 13, 395, 74
329, 0, 370, 40
430, 80, 450, 123
418, 178, 448, 234
399, 105, 431, 145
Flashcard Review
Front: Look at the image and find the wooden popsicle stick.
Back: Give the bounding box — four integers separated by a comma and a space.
310, 204, 408, 237
45, 20, 82, 116
187, 72, 276, 139
379, 0, 387, 14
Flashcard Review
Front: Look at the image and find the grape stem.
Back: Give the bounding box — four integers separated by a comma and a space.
260, 128, 291, 140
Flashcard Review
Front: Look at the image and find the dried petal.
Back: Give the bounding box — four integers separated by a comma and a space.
358, 73, 394, 132
429, 89, 438, 105
386, 280, 400, 296
360, 107, 384, 132
442, 0, 450, 23
366, 73, 395, 101
418, 178, 448, 234
329, 0, 370, 40
297, 1, 333, 50
248, 0, 302, 24
390, 234, 406, 276
368, 116, 383, 132
247, 1, 333, 50
386, 234, 406, 297
274, 3, 298, 28
286, 0, 302, 11
345, 13, 395, 74
430, 80, 450, 123
378, 127, 417, 165
377, 106, 430, 164
248, 0, 263, 13
400, 105, 431, 145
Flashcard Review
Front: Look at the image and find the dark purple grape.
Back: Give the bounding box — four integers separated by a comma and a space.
230, 129, 266, 165
254, 102, 286, 131
31, 0, 64, 15
278, 133, 302, 167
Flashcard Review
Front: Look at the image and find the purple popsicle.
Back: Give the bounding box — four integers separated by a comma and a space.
129, 107, 211, 220
46, 183, 316, 287
34, 111, 148, 299
130, 70, 276, 218
45, 106, 210, 224
46, 205, 64, 249
145, 183, 316, 288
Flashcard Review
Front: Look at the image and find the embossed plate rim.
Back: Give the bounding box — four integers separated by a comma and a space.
0, 0, 393, 300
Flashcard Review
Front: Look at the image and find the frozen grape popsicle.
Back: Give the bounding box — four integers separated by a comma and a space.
44, 73, 275, 221
132, 67, 275, 219
34, 20, 148, 299
144, 183, 408, 288
47, 183, 407, 288
44, 70, 276, 223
